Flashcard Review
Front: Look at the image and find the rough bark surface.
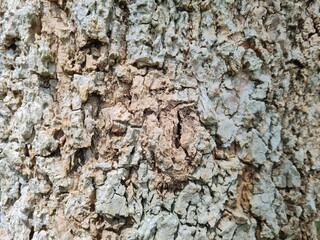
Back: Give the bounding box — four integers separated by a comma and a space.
0, 0, 319, 239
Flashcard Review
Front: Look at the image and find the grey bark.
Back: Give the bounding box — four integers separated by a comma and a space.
0, 0, 319, 239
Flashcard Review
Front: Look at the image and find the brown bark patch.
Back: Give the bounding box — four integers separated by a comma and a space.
236, 165, 258, 213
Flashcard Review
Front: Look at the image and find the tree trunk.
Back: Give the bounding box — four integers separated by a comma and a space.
0, 0, 319, 239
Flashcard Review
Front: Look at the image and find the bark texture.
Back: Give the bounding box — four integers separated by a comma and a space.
0, 0, 319, 239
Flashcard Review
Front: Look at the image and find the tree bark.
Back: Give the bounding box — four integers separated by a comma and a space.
0, 0, 319, 239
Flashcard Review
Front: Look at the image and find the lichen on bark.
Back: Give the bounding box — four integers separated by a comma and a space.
0, 0, 319, 239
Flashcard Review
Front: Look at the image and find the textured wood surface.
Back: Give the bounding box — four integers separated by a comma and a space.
0, 0, 319, 239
